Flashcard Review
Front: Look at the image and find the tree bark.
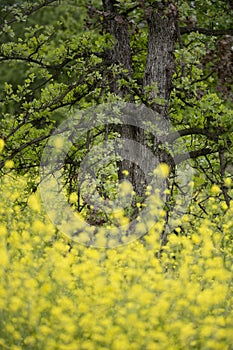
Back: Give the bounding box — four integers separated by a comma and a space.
143, 1, 178, 245
102, 0, 146, 197
102, 0, 132, 95
102, 0, 178, 200
143, 1, 178, 124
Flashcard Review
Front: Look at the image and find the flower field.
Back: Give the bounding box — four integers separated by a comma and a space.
0, 173, 233, 350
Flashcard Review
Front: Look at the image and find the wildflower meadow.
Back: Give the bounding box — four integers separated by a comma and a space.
0, 163, 233, 349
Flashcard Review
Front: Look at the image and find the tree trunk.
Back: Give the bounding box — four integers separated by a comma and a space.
102, 0, 178, 202
102, 0, 132, 95
102, 0, 146, 197
143, 1, 178, 127
143, 1, 178, 245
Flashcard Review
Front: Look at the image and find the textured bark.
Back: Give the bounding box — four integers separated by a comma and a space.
102, 0, 178, 200
103, 0, 146, 196
102, 0, 132, 96
143, 1, 178, 245
143, 1, 178, 123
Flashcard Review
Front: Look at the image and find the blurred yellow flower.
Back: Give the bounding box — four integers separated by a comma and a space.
153, 163, 170, 178
122, 169, 129, 176
28, 193, 41, 212
119, 180, 133, 195
211, 184, 221, 195
53, 135, 64, 149
0, 138, 4, 153
69, 192, 78, 204
4, 159, 14, 169
224, 177, 232, 187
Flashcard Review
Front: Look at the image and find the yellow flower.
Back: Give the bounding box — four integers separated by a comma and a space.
32, 219, 45, 232
81, 340, 95, 350
224, 177, 231, 187
0, 138, 4, 153
221, 202, 228, 210
122, 169, 129, 176
120, 216, 129, 227
0, 224, 7, 237
119, 180, 133, 195
24, 336, 36, 346
192, 233, 201, 244
9, 296, 23, 312
4, 160, 14, 169
211, 184, 221, 195
78, 232, 90, 244
69, 192, 78, 204
53, 135, 64, 149
153, 163, 170, 178
0, 248, 8, 266
112, 207, 124, 219
28, 193, 41, 212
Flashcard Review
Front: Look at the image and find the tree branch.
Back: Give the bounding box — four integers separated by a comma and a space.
0, 0, 59, 31
174, 147, 216, 164
161, 127, 220, 144
0, 133, 52, 170
0, 55, 52, 69
180, 26, 233, 36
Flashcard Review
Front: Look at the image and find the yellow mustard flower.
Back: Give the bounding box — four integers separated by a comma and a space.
0, 138, 4, 153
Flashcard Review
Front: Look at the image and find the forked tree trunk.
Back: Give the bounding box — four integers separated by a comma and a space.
102, 0, 178, 198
